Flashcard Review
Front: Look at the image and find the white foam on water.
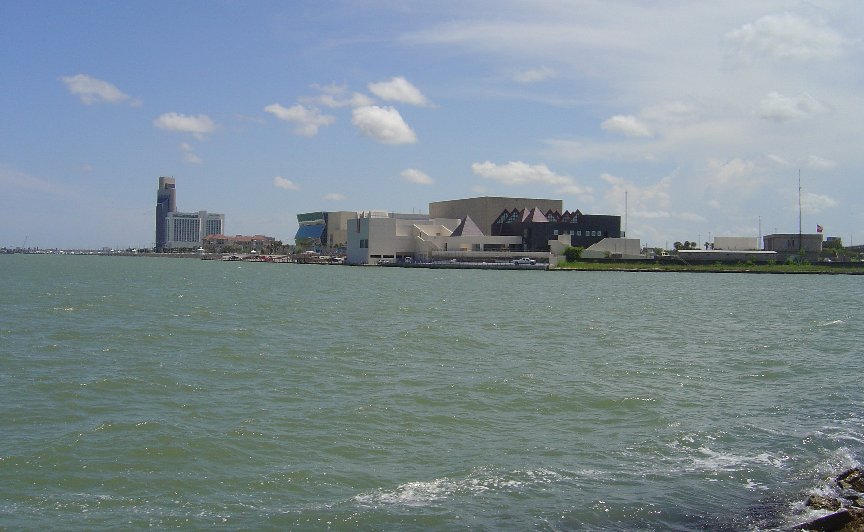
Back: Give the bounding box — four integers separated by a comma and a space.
683, 446, 789, 473
354, 467, 565, 508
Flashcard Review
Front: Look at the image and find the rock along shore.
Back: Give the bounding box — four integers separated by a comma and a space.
792, 468, 864, 531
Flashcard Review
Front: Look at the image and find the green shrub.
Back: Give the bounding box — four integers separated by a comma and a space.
564, 246, 583, 262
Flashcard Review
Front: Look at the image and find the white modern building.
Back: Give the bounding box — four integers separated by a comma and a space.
346, 211, 523, 264
165, 210, 224, 250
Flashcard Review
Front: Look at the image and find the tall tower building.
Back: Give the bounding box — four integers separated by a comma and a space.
155, 176, 176, 252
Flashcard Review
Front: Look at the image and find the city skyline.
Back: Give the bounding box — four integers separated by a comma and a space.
2, 1, 863, 249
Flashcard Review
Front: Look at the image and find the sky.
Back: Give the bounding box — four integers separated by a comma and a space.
2, 0, 862, 249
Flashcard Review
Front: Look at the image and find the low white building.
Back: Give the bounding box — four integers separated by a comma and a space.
166, 210, 224, 250
580, 238, 643, 259
346, 212, 523, 264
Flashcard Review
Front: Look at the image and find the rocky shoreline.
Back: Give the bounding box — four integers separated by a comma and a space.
792, 468, 864, 531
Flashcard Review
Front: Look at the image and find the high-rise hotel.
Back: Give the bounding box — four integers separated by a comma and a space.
155, 176, 224, 251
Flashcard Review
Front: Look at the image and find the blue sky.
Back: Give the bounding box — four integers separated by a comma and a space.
2, 1, 862, 249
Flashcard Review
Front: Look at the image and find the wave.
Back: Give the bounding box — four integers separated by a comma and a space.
354, 466, 565, 508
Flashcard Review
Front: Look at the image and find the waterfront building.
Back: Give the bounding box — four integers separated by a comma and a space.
203, 234, 275, 253
154, 177, 224, 251
165, 211, 224, 250
763, 233, 823, 260
340, 196, 623, 264
155, 176, 176, 252
491, 207, 621, 252
346, 211, 526, 265
295, 211, 362, 251
429, 196, 562, 235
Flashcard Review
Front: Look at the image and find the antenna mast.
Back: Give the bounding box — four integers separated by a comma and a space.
798, 169, 802, 253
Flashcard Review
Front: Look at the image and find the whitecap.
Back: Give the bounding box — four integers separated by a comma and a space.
354, 467, 565, 508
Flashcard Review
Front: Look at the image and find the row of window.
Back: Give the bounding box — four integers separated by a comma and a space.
553, 229, 604, 237
172, 218, 200, 242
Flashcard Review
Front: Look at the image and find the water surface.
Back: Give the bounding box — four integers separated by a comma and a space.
1, 256, 861, 529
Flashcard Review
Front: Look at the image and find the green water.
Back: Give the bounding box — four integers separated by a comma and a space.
1, 255, 861, 529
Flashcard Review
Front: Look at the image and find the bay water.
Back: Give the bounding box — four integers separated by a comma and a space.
1, 255, 861, 530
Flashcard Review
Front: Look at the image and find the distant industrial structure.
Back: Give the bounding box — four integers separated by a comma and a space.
154, 176, 224, 252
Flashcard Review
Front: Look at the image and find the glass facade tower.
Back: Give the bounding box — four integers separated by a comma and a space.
155, 176, 176, 252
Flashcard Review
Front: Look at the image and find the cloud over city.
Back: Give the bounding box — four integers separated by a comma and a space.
400, 168, 434, 185
60, 74, 138, 105
368, 77, 430, 106
265, 103, 335, 136
153, 113, 217, 139
273, 176, 300, 191
352, 106, 417, 144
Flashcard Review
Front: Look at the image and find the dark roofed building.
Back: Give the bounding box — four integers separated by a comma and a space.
492, 207, 621, 252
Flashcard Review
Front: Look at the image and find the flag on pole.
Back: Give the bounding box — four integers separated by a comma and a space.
816, 224, 823, 233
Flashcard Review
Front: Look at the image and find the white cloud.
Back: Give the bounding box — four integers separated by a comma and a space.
601, 173, 673, 215
351, 106, 417, 144
60, 74, 137, 105
601, 115, 652, 138
725, 12, 850, 61
709, 158, 757, 186
273, 176, 300, 191
556, 184, 593, 198
304, 84, 374, 108
512, 67, 557, 83
801, 192, 838, 214
401, 168, 434, 185
367, 77, 430, 106
264, 103, 335, 136
756, 91, 827, 121
153, 113, 217, 139
180, 142, 202, 165
323, 192, 346, 201
471, 160, 572, 186
807, 155, 837, 170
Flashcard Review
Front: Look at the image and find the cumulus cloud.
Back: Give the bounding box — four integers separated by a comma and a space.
368, 77, 430, 106
756, 91, 827, 121
725, 12, 850, 61
323, 192, 346, 201
352, 106, 417, 144
180, 143, 202, 165
60, 74, 137, 105
600, 173, 674, 217
807, 155, 837, 170
273, 176, 300, 191
471, 161, 572, 186
264, 103, 335, 136
710, 158, 756, 185
601, 115, 653, 138
801, 192, 838, 214
401, 168, 434, 185
154, 113, 217, 139
303, 84, 374, 108
512, 67, 557, 83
